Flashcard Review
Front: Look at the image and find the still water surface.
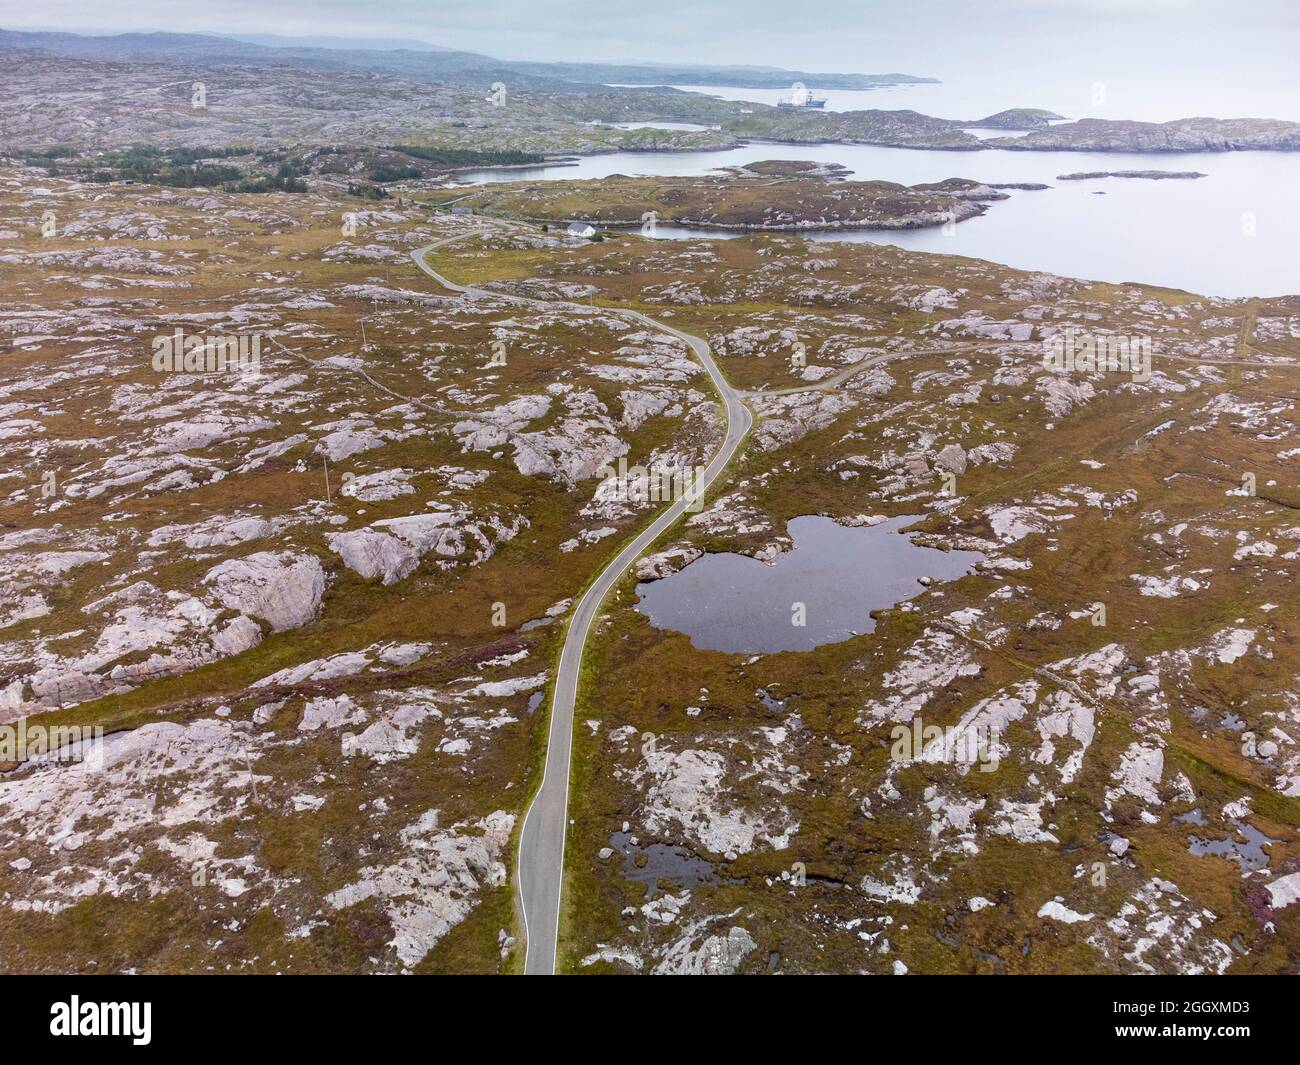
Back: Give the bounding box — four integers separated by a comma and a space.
634, 514, 984, 654
459, 136, 1300, 297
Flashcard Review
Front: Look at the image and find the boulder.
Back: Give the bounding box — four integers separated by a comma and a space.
204, 551, 325, 632
328, 512, 464, 585
935, 444, 968, 475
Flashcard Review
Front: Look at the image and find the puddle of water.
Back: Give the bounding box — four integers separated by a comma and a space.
527, 691, 544, 713
634, 514, 983, 654
611, 831, 718, 899
1189, 820, 1277, 872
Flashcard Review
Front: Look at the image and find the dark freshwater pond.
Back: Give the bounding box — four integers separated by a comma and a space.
611, 831, 719, 899
634, 514, 983, 654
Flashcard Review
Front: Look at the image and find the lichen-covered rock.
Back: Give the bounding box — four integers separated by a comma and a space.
654, 923, 757, 975
203, 551, 324, 632
324, 809, 515, 968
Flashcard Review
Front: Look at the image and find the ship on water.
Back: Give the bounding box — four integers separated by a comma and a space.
777, 81, 827, 109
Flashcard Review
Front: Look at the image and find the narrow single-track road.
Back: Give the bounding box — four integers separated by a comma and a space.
412, 230, 752, 975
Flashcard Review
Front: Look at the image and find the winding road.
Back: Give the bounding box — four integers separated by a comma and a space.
412, 226, 1300, 974
412, 229, 752, 975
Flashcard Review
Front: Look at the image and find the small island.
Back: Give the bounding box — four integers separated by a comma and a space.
425, 166, 1012, 232
1057, 170, 1208, 180
967, 108, 1066, 130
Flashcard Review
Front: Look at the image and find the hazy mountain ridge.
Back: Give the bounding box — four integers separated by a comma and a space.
0, 28, 934, 92
2, 30, 1299, 158
0, 49, 976, 153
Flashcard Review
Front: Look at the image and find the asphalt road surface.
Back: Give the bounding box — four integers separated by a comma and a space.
413, 231, 752, 974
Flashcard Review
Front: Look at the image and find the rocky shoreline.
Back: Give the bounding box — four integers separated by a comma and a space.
990, 116, 1300, 152
589, 201, 990, 233
434, 171, 1010, 234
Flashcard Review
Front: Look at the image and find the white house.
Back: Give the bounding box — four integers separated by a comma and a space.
566, 221, 596, 239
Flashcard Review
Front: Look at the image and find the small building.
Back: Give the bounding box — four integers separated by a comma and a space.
566, 221, 596, 239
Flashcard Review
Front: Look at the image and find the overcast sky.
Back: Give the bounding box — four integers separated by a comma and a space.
6, 1, 1295, 70
7, 1, 1300, 118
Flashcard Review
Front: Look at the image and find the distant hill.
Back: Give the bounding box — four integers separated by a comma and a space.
972, 108, 1065, 130
484, 60, 936, 90
223, 34, 453, 52
0, 27, 936, 93
987, 116, 1300, 152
